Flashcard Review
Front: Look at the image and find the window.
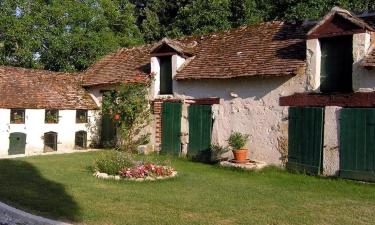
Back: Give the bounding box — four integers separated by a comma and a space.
320, 35, 353, 93
44, 132, 57, 152
159, 56, 172, 95
75, 131, 87, 149
76, 110, 88, 123
10, 109, 25, 124
45, 110, 59, 124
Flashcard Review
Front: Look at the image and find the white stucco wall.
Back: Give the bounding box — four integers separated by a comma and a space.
352, 33, 375, 91
0, 109, 99, 157
174, 75, 305, 165
322, 106, 341, 176
306, 39, 321, 91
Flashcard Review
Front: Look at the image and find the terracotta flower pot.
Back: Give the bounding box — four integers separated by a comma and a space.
232, 149, 248, 162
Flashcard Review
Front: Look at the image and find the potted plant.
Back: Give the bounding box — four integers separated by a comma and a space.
13, 112, 23, 124
45, 112, 57, 123
227, 132, 249, 162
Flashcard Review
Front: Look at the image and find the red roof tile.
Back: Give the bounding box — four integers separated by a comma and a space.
175, 21, 308, 80
0, 66, 98, 109
83, 21, 308, 84
82, 45, 152, 86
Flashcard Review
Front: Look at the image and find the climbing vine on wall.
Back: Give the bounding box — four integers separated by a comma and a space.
102, 81, 151, 152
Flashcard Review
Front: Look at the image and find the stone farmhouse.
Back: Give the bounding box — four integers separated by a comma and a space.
1, 7, 375, 181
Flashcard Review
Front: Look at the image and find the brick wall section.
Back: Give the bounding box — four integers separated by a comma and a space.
152, 100, 163, 150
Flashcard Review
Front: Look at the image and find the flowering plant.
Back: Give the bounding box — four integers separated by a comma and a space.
119, 163, 175, 179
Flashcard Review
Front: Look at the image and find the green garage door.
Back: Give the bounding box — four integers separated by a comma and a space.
287, 107, 324, 175
188, 104, 212, 161
161, 102, 182, 155
340, 108, 375, 182
9, 132, 26, 155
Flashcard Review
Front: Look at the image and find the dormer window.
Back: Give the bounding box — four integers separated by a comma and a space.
306, 7, 374, 93
159, 56, 172, 95
320, 35, 353, 93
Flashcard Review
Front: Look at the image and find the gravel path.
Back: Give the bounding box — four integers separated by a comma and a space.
0, 202, 71, 225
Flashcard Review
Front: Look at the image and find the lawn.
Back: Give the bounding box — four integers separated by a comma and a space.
0, 152, 374, 225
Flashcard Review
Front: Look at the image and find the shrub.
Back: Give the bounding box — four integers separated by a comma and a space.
227, 132, 249, 150
93, 151, 135, 175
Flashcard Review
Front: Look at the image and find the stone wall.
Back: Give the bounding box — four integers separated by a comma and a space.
174, 74, 305, 165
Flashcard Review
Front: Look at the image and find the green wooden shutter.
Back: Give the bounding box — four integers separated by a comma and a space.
159, 56, 172, 95
188, 105, 212, 161
161, 102, 182, 155
320, 36, 353, 93
8, 132, 26, 155
287, 107, 324, 175
340, 108, 375, 182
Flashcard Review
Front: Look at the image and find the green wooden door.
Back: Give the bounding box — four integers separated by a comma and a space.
320, 36, 353, 93
8, 132, 26, 155
161, 102, 182, 155
340, 108, 375, 182
287, 107, 324, 175
101, 113, 117, 147
101, 94, 117, 148
188, 104, 212, 160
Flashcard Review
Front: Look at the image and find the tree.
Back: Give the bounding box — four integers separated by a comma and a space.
0, 0, 142, 72
229, 0, 262, 27
172, 0, 231, 36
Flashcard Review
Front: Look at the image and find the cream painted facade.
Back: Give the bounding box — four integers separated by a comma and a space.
0, 109, 100, 157
146, 23, 375, 168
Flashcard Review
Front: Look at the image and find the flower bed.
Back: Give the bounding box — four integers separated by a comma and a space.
93, 151, 177, 181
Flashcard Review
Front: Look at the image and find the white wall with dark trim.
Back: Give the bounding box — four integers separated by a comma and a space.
0, 109, 100, 157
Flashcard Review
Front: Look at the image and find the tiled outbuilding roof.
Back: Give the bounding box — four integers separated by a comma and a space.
82, 10, 375, 83
82, 45, 152, 86
175, 21, 308, 80
0, 66, 98, 109
83, 21, 308, 83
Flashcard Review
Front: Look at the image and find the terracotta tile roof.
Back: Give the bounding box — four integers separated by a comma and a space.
175, 21, 308, 80
82, 45, 152, 86
83, 21, 308, 83
0, 66, 98, 109
307, 7, 375, 39
150, 38, 196, 57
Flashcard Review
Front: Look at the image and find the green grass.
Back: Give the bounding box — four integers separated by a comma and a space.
0, 151, 374, 225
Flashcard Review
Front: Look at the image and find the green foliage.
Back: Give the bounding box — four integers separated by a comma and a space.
93, 150, 135, 175
0, 0, 142, 71
102, 82, 151, 152
1, 0, 375, 69
227, 132, 249, 150
229, 0, 262, 27
172, 0, 231, 36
